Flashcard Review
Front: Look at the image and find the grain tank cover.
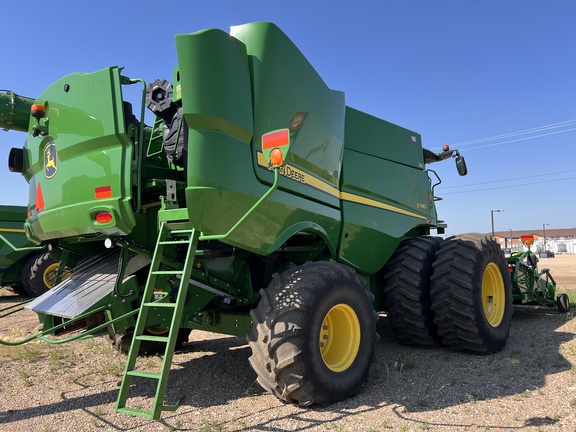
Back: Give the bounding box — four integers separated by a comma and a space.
344, 108, 424, 170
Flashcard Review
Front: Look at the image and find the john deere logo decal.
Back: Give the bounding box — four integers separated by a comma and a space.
44, 142, 57, 179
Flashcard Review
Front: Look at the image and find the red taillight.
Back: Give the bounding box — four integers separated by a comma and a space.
94, 211, 113, 224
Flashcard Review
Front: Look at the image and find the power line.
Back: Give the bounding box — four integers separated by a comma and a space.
438, 169, 576, 189
452, 119, 576, 147
432, 119, 576, 151
438, 175, 576, 195
463, 127, 576, 151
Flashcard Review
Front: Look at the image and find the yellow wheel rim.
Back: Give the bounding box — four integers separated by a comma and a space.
482, 262, 505, 327
319, 304, 361, 372
43, 263, 71, 289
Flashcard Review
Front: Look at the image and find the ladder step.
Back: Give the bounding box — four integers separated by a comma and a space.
142, 302, 177, 308
170, 229, 194, 235
127, 370, 162, 379
116, 402, 181, 418
151, 270, 184, 275
158, 240, 191, 245
116, 407, 155, 419
135, 335, 170, 343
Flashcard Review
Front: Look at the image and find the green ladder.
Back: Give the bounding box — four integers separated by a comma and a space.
116, 221, 199, 419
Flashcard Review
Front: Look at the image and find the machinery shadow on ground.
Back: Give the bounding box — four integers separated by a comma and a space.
369, 307, 573, 411
135, 306, 575, 414
0, 306, 572, 431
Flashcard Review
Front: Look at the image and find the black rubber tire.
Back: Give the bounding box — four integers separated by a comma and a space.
430, 233, 513, 354
113, 328, 191, 355
163, 107, 187, 167
381, 236, 442, 347
8, 285, 29, 296
557, 293, 570, 313
247, 261, 378, 406
21, 252, 64, 297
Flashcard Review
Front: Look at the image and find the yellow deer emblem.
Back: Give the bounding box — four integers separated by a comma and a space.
44, 143, 57, 179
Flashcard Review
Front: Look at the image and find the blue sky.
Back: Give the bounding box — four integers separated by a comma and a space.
1, 1, 575, 236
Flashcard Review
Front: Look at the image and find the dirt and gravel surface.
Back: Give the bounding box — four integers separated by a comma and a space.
0, 255, 575, 431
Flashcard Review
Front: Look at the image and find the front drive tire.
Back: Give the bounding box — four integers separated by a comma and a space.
247, 262, 378, 406
431, 233, 513, 354
21, 252, 71, 297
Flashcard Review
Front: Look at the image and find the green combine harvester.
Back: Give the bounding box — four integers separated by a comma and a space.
1, 22, 522, 419
0, 205, 67, 297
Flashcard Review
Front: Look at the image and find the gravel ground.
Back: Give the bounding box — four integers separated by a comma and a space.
0, 255, 575, 432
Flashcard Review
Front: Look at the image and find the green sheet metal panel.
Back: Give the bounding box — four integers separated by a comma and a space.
338, 109, 437, 273
344, 107, 424, 170
177, 24, 341, 256
0, 205, 33, 269
230, 22, 344, 210
22, 67, 135, 242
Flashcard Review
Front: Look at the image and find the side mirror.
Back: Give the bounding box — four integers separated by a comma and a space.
455, 155, 467, 176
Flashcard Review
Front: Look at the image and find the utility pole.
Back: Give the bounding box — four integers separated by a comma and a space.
542, 223, 550, 254
491, 209, 504, 238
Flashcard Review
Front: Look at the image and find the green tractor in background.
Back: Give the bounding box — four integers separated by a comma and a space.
507, 235, 570, 312
1, 22, 517, 419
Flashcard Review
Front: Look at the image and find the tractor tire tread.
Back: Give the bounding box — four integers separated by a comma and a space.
247, 261, 378, 406
430, 233, 513, 354
382, 236, 442, 347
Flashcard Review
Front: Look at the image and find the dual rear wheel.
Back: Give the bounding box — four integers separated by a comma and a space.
382, 233, 513, 353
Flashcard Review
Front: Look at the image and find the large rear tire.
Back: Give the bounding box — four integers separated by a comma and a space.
247, 262, 378, 406
381, 236, 442, 347
21, 252, 71, 297
431, 233, 513, 354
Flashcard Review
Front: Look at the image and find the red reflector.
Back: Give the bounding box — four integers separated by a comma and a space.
94, 212, 113, 224
36, 182, 45, 212
95, 186, 112, 199
262, 129, 289, 150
